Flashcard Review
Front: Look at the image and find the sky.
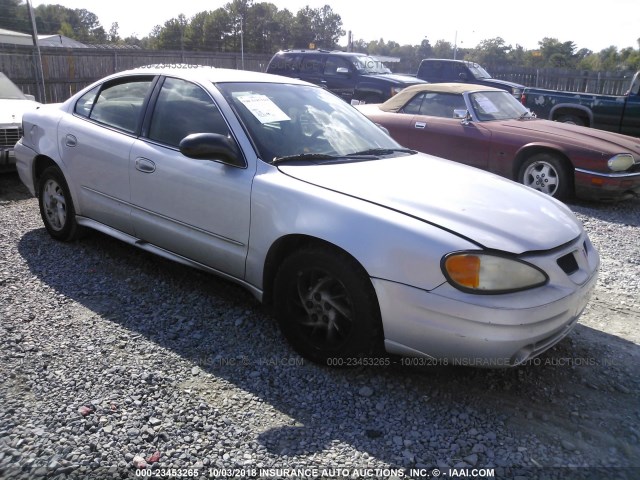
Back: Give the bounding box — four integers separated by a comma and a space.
30, 0, 640, 53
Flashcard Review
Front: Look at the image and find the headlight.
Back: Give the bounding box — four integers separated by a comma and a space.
608, 153, 635, 172
441, 252, 548, 294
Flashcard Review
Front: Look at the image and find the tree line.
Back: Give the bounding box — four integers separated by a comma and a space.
2, 0, 639, 72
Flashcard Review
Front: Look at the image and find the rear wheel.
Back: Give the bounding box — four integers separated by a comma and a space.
518, 153, 572, 199
38, 166, 83, 241
273, 247, 382, 365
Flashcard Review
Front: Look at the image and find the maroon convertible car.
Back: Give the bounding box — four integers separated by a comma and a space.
357, 83, 640, 201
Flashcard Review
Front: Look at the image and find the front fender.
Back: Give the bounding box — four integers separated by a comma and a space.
245, 164, 478, 294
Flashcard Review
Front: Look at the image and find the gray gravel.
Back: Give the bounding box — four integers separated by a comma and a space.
1, 172, 639, 480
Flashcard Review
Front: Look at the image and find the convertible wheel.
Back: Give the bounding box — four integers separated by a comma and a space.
518, 153, 572, 199
273, 247, 382, 365
38, 166, 83, 241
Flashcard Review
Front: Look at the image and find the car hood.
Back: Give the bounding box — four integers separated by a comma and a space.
500, 119, 640, 154
477, 78, 524, 89
367, 73, 425, 85
0, 99, 41, 124
278, 154, 582, 254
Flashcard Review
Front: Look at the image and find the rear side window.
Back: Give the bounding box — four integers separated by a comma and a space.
300, 55, 325, 75
419, 61, 443, 80
268, 54, 302, 75
76, 78, 153, 133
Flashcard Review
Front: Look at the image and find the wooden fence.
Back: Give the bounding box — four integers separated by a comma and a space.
0, 44, 272, 103
1, 43, 636, 102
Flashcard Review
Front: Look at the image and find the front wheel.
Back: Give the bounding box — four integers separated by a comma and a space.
38, 166, 83, 241
273, 247, 383, 365
518, 153, 572, 199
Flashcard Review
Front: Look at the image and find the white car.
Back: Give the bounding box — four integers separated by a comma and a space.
0, 72, 40, 170
14, 65, 599, 367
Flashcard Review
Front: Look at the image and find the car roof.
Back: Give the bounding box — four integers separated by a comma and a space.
275, 49, 366, 57
113, 64, 311, 86
380, 83, 504, 112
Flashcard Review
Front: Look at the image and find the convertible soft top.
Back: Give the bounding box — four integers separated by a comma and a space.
380, 82, 502, 112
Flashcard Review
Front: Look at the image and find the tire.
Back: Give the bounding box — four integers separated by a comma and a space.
518, 153, 572, 200
273, 247, 383, 365
556, 114, 585, 127
38, 166, 83, 241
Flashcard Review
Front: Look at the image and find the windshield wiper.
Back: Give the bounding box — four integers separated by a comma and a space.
346, 148, 417, 157
271, 153, 339, 165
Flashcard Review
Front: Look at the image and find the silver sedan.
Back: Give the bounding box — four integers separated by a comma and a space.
14, 65, 599, 367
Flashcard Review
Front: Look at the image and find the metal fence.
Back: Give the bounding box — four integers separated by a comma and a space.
1, 43, 637, 102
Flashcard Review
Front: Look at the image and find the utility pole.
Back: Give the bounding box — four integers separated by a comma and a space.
26, 0, 46, 102
239, 15, 245, 70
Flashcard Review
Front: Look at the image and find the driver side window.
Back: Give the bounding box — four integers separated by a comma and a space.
148, 77, 229, 148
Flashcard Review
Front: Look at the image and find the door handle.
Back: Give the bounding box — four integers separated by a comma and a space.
135, 157, 156, 173
65, 134, 77, 147
414, 122, 426, 129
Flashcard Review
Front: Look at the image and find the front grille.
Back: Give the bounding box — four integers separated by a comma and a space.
557, 251, 579, 275
0, 127, 22, 148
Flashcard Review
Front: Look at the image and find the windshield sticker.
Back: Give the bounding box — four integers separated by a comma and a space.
475, 95, 499, 114
235, 93, 290, 124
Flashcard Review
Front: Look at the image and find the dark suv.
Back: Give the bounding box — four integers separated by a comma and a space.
266, 49, 426, 103
416, 59, 525, 97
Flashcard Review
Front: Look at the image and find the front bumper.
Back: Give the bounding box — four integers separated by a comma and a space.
375, 234, 599, 367
574, 167, 640, 201
14, 139, 38, 196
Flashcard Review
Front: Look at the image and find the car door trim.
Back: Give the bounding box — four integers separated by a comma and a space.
80, 186, 245, 247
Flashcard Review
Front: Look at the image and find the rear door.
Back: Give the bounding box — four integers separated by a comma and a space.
58, 75, 156, 234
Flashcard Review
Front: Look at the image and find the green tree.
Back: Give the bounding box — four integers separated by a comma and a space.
156, 14, 188, 50
432, 39, 453, 58
0, 0, 30, 32
467, 37, 511, 66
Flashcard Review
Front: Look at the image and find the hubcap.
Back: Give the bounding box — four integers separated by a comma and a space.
293, 270, 352, 348
42, 179, 67, 231
523, 161, 559, 196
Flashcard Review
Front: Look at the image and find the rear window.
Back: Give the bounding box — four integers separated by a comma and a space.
268, 54, 302, 75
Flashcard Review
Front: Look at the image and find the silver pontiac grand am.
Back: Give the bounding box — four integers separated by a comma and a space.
15, 65, 600, 367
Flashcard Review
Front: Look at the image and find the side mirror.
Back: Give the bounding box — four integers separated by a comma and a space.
336, 67, 350, 75
454, 109, 472, 125
179, 133, 245, 167
458, 72, 468, 81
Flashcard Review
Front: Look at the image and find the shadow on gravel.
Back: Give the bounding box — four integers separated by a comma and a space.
0, 171, 31, 202
17, 226, 640, 472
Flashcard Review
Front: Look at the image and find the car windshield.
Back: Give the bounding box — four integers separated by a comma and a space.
0, 73, 28, 100
351, 56, 392, 74
216, 82, 401, 162
467, 64, 491, 79
468, 90, 532, 121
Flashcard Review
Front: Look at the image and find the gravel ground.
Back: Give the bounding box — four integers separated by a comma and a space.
1, 171, 639, 480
